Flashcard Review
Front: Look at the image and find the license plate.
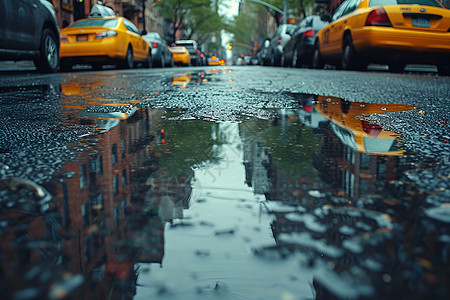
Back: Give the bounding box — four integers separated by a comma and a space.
412, 17, 430, 28
77, 34, 88, 42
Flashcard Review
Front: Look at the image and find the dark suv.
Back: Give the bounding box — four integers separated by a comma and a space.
0, 0, 60, 73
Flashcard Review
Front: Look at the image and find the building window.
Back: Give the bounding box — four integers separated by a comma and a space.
80, 164, 87, 189
82, 202, 90, 228
91, 193, 104, 217
122, 139, 126, 158
113, 174, 119, 196
112, 144, 118, 165
360, 153, 370, 169
62, 182, 71, 226
90, 155, 103, 177
122, 169, 127, 188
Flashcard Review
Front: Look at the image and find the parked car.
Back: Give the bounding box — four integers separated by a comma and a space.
169, 46, 191, 66
256, 39, 271, 65
59, 16, 152, 71
0, 0, 60, 73
207, 56, 225, 66
312, 0, 450, 75
283, 15, 328, 68
266, 24, 297, 66
174, 40, 201, 66
143, 32, 173, 68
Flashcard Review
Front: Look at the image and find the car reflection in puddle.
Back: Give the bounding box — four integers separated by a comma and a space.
1, 89, 449, 300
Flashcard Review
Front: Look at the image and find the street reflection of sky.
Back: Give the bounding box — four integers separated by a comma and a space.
136, 123, 313, 300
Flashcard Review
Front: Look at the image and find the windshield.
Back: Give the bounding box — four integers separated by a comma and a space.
369, 0, 445, 7
69, 18, 119, 28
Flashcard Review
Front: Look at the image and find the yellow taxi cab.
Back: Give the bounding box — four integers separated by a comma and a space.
312, 0, 450, 75
169, 46, 191, 66
60, 17, 151, 71
314, 95, 419, 155
207, 56, 225, 66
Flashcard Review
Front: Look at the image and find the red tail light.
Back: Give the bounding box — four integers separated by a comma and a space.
95, 30, 118, 39
195, 49, 199, 55
303, 29, 314, 37
365, 8, 392, 26
60, 34, 68, 41
152, 42, 158, 48
277, 36, 282, 45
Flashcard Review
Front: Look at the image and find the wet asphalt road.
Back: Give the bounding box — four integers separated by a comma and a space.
1, 65, 449, 195
0, 65, 450, 300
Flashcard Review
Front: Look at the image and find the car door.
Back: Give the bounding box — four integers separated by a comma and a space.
123, 19, 147, 60
334, 0, 362, 52
2, 0, 39, 50
320, 0, 350, 56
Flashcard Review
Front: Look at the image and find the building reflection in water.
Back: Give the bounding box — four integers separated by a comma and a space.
3, 82, 446, 299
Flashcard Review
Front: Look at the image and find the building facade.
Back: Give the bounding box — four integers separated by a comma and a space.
50, 0, 166, 39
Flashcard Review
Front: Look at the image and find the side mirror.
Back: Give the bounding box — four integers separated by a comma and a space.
320, 14, 331, 22
142, 30, 147, 36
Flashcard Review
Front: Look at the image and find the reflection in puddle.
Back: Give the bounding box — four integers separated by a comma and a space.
2, 87, 449, 300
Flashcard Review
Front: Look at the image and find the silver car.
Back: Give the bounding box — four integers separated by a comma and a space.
266, 24, 296, 66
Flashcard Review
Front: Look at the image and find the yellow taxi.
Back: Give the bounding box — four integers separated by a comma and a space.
207, 56, 225, 66
314, 95, 419, 155
169, 46, 191, 66
312, 0, 450, 75
60, 17, 151, 71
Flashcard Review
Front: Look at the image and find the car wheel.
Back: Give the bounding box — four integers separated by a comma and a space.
437, 61, 450, 76
312, 42, 324, 69
160, 55, 165, 68
144, 51, 152, 68
388, 63, 405, 73
292, 48, 298, 68
342, 34, 365, 71
280, 53, 285, 67
34, 28, 59, 73
120, 46, 134, 69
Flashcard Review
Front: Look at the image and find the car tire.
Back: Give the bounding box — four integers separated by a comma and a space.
34, 28, 59, 73
280, 53, 285, 67
388, 63, 405, 73
342, 34, 365, 71
144, 51, 152, 68
292, 48, 298, 68
120, 46, 134, 69
437, 62, 450, 76
160, 55, 165, 68
312, 42, 324, 69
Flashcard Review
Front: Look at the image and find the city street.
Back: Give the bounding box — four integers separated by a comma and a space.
0, 65, 449, 299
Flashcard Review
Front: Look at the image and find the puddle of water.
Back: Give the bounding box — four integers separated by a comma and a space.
2, 80, 449, 300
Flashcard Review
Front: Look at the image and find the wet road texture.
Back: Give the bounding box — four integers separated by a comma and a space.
0, 66, 449, 300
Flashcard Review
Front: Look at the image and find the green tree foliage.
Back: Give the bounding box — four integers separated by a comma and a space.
228, 0, 316, 48
154, 0, 227, 45
155, 116, 224, 177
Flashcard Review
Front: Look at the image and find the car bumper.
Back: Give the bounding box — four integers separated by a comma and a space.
172, 54, 190, 64
60, 38, 126, 60
353, 27, 450, 62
